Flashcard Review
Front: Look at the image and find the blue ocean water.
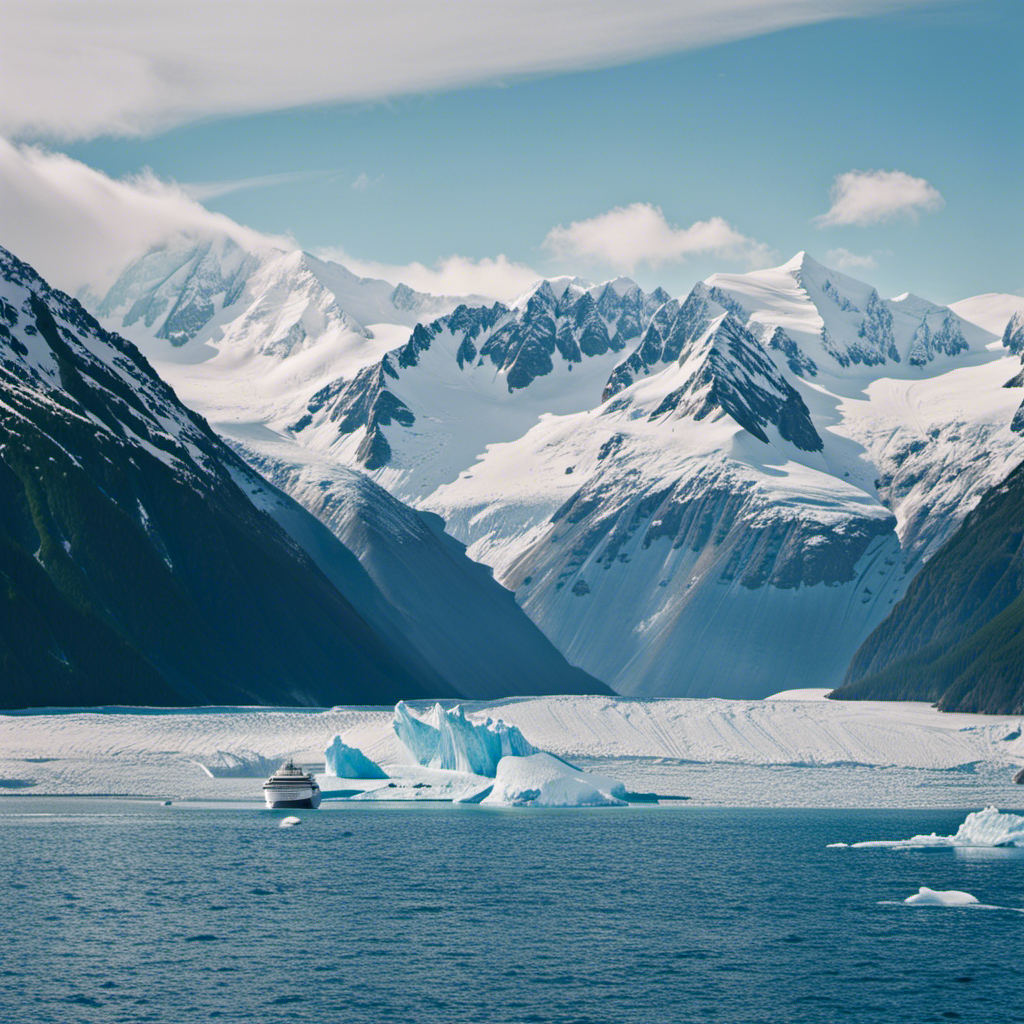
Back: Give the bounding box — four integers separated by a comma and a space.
2, 801, 1023, 1024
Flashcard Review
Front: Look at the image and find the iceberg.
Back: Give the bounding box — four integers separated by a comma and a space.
481, 753, 627, 807
392, 702, 538, 776
852, 806, 1024, 848
323, 735, 388, 779
904, 887, 978, 906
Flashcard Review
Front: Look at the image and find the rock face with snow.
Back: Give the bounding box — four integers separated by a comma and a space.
94, 236, 481, 357
424, 255, 1021, 698
323, 736, 388, 779
393, 701, 538, 776
0, 245, 464, 708
481, 753, 627, 807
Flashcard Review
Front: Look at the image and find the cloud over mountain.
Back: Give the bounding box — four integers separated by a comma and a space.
542, 203, 774, 273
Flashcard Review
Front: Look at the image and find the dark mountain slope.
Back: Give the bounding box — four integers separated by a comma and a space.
228, 441, 609, 699
834, 460, 1024, 714
0, 244, 454, 708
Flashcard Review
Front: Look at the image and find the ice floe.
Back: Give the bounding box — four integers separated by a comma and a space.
393, 701, 537, 776
850, 807, 1024, 848
481, 753, 628, 808
323, 735, 388, 779
904, 887, 978, 906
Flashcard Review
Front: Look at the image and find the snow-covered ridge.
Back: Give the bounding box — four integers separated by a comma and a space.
422, 256, 1024, 697
289, 274, 673, 499
705, 252, 983, 376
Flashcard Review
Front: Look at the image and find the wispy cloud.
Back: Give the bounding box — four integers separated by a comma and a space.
181, 169, 338, 201
351, 173, 371, 192
0, 1, 933, 139
814, 169, 944, 228
825, 247, 878, 271
543, 203, 774, 273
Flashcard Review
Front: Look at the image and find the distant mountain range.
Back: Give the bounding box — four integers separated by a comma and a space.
0, 245, 606, 707
73, 232, 1024, 710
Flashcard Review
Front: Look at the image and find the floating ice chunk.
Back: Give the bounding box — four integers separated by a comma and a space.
481, 753, 627, 807
904, 887, 979, 906
392, 702, 538, 776
851, 806, 1024, 848
279, 816, 301, 828
324, 735, 388, 779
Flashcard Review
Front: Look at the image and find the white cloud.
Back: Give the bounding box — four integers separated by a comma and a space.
0, 138, 538, 303
1, 1, 931, 139
814, 169, 944, 228
316, 248, 541, 304
0, 138, 287, 295
825, 247, 877, 271
542, 203, 774, 272
351, 173, 371, 192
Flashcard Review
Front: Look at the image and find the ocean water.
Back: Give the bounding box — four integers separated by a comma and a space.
2, 801, 1023, 1024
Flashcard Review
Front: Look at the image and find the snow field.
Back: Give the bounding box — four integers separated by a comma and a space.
2, 695, 1023, 807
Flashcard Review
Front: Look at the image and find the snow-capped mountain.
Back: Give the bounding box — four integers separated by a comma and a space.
420, 255, 1024, 697
290, 275, 671, 499
93, 235, 483, 352
81, 236, 1024, 701
0, 244, 605, 706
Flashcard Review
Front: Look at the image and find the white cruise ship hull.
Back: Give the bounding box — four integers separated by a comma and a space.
264, 784, 322, 809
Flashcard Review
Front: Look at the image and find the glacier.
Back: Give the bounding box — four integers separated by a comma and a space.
393, 701, 538, 776
323, 735, 388, 779
481, 753, 628, 808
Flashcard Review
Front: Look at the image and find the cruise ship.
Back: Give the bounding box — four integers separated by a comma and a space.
263, 760, 322, 809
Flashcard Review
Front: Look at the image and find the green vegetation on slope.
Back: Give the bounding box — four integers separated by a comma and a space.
834, 460, 1024, 714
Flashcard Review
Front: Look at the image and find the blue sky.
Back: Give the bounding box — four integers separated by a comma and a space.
2, 0, 1021, 304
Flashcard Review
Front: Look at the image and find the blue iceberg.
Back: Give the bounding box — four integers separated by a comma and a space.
324, 735, 389, 779
393, 701, 538, 776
